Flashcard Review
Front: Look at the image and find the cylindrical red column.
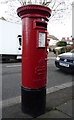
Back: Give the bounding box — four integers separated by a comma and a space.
17, 4, 51, 117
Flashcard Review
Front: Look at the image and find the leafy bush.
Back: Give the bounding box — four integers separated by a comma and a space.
56, 41, 67, 47
54, 46, 74, 55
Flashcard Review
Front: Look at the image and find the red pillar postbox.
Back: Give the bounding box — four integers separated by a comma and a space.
17, 4, 51, 117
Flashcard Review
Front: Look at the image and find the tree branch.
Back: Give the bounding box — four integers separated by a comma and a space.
42, 0, 52, 6
53, 2, 65, 11
51, 0, 56, 9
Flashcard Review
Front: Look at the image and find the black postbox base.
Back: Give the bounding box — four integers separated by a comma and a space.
21, 86, 46, 118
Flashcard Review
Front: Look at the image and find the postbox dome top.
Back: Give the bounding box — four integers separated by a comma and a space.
17, 4, 51, 20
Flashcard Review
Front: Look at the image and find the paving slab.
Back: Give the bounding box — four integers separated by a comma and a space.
46, 86, 72, 109
37, 110, 71, 118
2, 103, 32, 118
57, 99, 73, 118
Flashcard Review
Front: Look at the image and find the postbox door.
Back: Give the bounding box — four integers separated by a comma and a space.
33, 20, 47, 88
22, 19, 48, 88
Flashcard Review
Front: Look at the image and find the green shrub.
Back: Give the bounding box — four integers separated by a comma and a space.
56, 41, 67, 47
54, 46, 73, 55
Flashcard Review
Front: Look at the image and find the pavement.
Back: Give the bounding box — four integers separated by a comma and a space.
2, 99, 73, 119
1, 52, 74, 119
48, 51, 56, 58
2, 82, 74, 119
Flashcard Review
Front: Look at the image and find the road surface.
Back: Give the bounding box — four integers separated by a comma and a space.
2, 58, 73, 100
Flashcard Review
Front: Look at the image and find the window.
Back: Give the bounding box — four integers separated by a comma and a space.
17, 35, 22, 46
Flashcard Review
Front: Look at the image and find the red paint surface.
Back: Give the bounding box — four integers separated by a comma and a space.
17, 4, 51, 88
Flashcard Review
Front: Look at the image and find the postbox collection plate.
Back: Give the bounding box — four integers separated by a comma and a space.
38, 32, 46, 47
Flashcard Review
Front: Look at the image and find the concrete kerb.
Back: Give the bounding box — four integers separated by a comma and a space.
1, 81, 73, 109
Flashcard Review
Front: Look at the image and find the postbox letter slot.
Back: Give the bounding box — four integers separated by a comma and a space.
34, 21, 47, 29
36, 22, 47, 28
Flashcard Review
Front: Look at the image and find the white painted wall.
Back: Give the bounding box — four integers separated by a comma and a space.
72, 1, 74, 38
49, 38, 58, 46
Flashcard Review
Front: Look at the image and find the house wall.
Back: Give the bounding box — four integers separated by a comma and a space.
72, 1, 74, 46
